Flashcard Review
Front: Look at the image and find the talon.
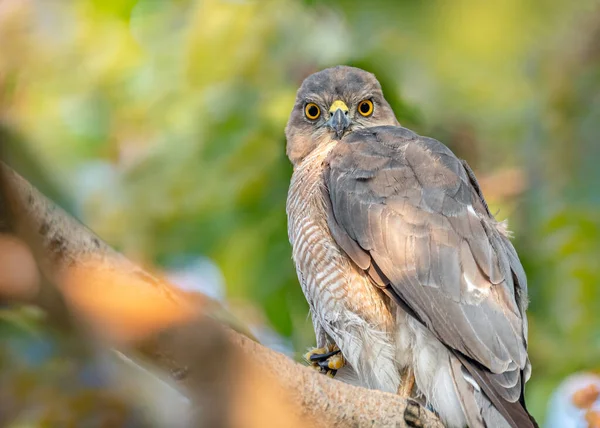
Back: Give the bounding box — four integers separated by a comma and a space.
304, 346, 327, 362
317, 359, 330, 369
304, 344, 345, 378
309, 348, 341, 362
316, 354, 344, 370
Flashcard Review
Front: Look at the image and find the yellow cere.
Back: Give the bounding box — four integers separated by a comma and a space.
329, 100, 349, 113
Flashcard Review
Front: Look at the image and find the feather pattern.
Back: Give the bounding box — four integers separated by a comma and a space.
324, 125, 535, 427
287, 142, 401, 394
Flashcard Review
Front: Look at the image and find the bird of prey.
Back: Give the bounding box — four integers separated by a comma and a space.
285, 66, 537, 428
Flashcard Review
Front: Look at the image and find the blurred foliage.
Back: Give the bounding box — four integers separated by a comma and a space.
1, 0, 600, 423
0, 306, 147, 427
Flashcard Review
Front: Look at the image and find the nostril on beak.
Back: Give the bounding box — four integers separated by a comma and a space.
327, 108, 351, 140
332, 110, 348, 118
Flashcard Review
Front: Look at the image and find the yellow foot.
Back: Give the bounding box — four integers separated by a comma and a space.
304, 344, 345, 377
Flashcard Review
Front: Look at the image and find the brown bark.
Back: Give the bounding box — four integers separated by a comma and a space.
0, 162, 444, 428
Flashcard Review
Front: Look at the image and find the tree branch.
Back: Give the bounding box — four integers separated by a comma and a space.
0, 162, 444, 428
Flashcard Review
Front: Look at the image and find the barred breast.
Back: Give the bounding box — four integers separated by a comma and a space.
286, 142, 400, 393
286, 143, 349, 319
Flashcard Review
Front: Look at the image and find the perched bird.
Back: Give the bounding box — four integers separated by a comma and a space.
285, 66, 537, 428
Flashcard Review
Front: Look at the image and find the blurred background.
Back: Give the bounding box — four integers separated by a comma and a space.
1, 0, 599, 425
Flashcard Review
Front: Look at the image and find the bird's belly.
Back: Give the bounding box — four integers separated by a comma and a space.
287, 194, 393, 330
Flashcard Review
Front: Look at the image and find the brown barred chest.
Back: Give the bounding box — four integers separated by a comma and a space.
286, 146, 394, 330
287, 152, 347, 312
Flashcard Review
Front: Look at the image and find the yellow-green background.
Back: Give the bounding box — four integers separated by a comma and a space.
2, 0, 600, 423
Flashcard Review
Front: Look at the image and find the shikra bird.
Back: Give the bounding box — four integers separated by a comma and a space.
285, 66, 537, 428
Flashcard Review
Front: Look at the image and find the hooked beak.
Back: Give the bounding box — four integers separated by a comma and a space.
326, 100, 351, 139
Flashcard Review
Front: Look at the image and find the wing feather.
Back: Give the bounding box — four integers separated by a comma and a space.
325, 126, 534, 427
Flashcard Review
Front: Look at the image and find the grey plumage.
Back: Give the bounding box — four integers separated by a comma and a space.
285, 65, 537, 428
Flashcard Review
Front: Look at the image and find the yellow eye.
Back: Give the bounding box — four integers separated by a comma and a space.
357, 99, 374, 117
305, 103, 321, 120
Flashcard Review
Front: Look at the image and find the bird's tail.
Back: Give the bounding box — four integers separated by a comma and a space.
454, 352, 539, 428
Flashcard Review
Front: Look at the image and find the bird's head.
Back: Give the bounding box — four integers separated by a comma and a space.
285, 65, 399, 165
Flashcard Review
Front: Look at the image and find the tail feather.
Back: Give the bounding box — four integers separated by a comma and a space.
454, 351, 538, 428
448, 356, 485, 428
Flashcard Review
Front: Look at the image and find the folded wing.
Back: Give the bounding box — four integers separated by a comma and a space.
325, 126, 534, 427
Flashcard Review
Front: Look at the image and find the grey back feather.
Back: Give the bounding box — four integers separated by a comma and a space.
324, 125, 536, 428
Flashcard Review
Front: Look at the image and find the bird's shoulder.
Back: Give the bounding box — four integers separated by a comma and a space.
326, 125, 483, 219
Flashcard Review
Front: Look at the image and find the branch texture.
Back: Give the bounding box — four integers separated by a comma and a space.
0, 162, 444, 428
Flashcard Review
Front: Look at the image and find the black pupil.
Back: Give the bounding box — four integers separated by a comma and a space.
308, 105, 318, 117
360, 102, 370, 114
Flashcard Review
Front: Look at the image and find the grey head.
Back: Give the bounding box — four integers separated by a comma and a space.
285, 65, 399, 165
